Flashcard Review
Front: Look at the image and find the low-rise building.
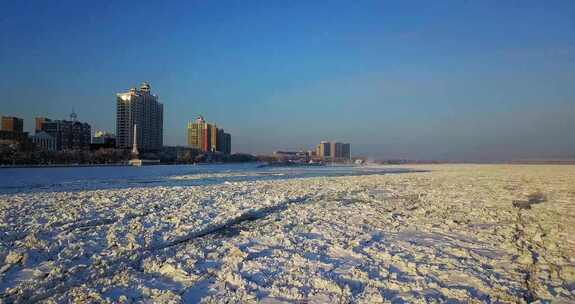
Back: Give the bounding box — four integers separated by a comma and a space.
91, 131, 116, 150
30, 131, 57, 151
38, 113, 91, 150
273, 151, 308, 162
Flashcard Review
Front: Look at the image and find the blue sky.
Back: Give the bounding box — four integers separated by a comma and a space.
1, 1, 574, 160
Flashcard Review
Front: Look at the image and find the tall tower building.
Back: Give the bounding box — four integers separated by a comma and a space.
116, 82, 164, 152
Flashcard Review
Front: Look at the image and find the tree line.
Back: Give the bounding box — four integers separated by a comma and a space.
0, 145, 131, 165
0, 143, 257, 166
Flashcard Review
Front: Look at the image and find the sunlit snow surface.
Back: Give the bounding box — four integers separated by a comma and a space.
1, 164, 574, 303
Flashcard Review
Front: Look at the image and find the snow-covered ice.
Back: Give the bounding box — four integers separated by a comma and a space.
1, 164, 574, 303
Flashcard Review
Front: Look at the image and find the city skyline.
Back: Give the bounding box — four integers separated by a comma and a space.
1, 1, 574, 161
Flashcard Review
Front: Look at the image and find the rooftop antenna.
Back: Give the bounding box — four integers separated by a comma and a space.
70, 108, 77, 122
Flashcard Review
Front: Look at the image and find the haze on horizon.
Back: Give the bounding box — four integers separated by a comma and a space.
1, 1, 574, 161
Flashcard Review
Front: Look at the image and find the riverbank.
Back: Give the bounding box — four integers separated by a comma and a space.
0, 163, 129, 169
0, 161, 261, 169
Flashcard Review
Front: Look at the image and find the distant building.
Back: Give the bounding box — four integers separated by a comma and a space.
216, 129, 225, 153
187, 116, 231, 154
315, 141, 351, 161
341, 143, 351, 160
0, 116, 30, 147
187, 116, 216, 152
91, 131, 116, 150
116, 82, 164, 152
224, 132, 231, 155
39, 113, 91, 150
206, 123, 218, 152
35, 117, 50, 132
30, 131, 56, 151
0, 130, 29, 146
187, 116, 205, 151
1, 116, 23, 133
330, 142, 338, 159
273, 151, 308, 162
317, 141, 331, 159
217, 129, 231, 155
330, 142, 351, 160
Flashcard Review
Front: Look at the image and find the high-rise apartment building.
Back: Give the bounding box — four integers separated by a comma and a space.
331, 142, 350, 159
316, 141, 351, 161
317, 141, 331, 159
206, 123, 218, 152
224, 133, 231, 154
330, 142, 339, 159
187, 116, 231, 154
1, 116, 23, 133
341, 143, 351, 160
217, 129, 231, 155
116, 82, 164, 152
187, 116, 205, 151
188, 116, 215, 152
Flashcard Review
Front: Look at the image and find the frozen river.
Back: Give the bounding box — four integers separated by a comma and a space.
1, 165, 574, 302
0, 163, 415, 194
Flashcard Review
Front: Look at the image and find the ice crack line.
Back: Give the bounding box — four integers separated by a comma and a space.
152, 195, 312, 251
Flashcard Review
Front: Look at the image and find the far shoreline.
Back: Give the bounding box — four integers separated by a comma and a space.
0, 163, 129, 169
2, 161, 575, 170
0, 162, 261, 169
